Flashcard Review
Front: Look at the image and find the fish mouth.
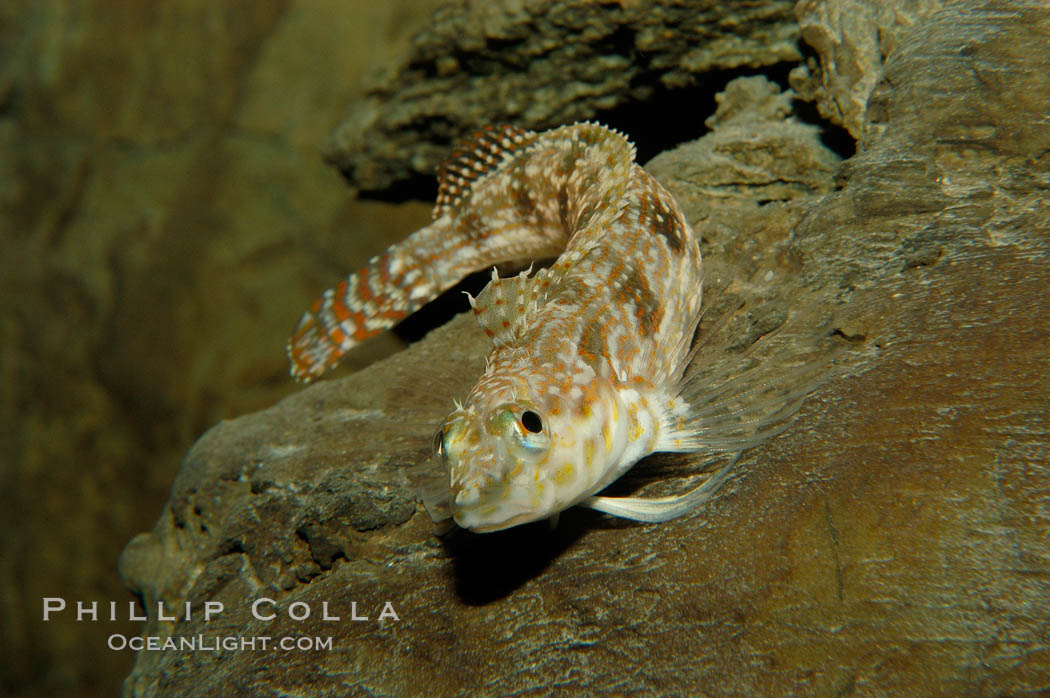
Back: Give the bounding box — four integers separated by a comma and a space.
456, 509, 542, 533
450, 495, 546, 533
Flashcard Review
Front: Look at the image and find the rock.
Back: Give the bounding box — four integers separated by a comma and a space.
790, 0, 943, 140
646, 74, 841, 224
323, 0, 803, 192
119, 0, 1050, 695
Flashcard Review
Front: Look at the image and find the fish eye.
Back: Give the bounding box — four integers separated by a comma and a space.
432, 429, 446, 459
520, 410, 543, 434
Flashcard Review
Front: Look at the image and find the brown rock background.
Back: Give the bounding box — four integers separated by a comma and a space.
1, 1, 443, 696
4, 0, 1049, 696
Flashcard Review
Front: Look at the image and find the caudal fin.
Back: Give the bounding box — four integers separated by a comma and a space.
287, 265, 416, 382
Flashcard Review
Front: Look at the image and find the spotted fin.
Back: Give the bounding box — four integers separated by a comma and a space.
580, 453, 739, 522
434, 125, 539, 219
467, 266, 545, 346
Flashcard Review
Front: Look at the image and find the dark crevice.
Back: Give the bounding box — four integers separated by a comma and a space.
357, 62, 817, 203
357, 174, 437, 204
216, 537, 245, 557
791, 42, 857, 160
597, 61, 799, 165
296, 524, 348, 571
599, 24, 639, 61
792, 97, 857, 160
830, 328, 866, 343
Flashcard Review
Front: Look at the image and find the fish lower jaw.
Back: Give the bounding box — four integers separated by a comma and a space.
454, 509, 544, 533
450, 494, 551, 533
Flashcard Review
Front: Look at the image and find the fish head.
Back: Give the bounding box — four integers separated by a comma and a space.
434, 370, 592, 532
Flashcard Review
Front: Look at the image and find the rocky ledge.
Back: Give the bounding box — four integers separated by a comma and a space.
323, 0, 803, 191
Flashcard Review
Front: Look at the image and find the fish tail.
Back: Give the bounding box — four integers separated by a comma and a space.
287, 304, 339, 383
287, 222, 454, 382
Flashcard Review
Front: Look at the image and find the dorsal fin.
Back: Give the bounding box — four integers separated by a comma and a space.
467, 266, 545, 346
433, 125, 538, 219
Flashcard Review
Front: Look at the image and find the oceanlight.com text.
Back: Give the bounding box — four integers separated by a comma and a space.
107, 634, 334, 652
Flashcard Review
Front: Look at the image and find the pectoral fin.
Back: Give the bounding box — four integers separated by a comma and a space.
579, 453, 740, 523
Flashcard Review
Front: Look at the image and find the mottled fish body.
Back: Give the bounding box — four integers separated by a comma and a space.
290, 123, 801, 532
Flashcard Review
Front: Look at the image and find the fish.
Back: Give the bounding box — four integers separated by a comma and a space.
289, 122, 818, 532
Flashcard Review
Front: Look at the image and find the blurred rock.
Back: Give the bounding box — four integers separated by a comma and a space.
121, 1, 1050, 695
1, 1, 443, 696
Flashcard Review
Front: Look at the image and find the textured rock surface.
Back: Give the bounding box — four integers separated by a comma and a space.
790, 0, 943, 140
121, 1, 1050, 695
324, 0, 803, 192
